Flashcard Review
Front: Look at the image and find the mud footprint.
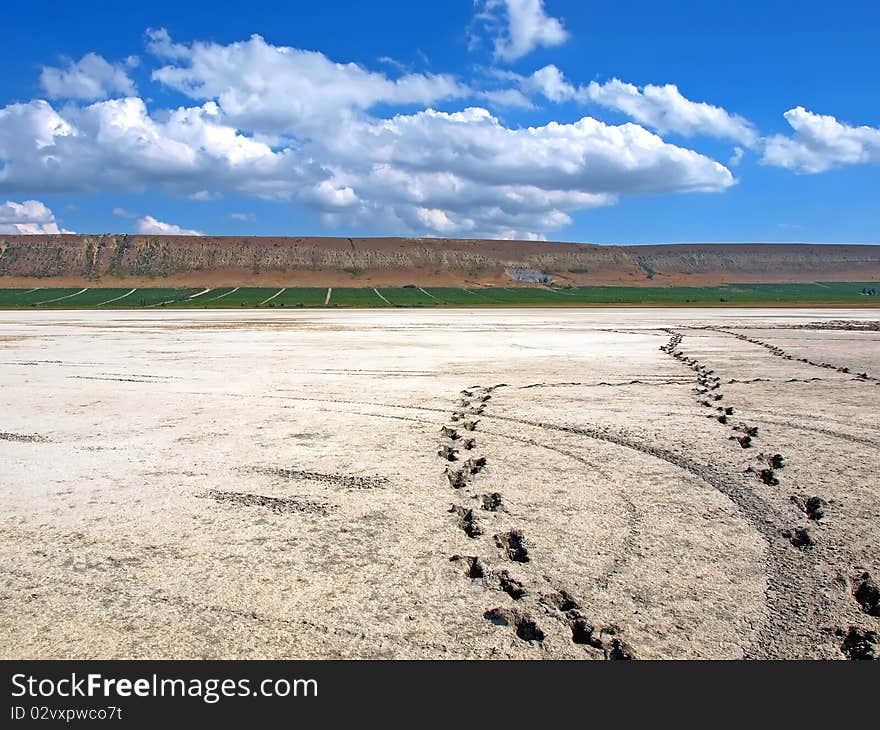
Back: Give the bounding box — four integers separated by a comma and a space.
495, 529, 530, 562
450, 504, 483, 538
483, 606, 544, 642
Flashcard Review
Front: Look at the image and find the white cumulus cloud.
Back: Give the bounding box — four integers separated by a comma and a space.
584, 78, 758, 146
0, 97, 318, 198
475, 0, 569, 62
761, 107, 880, 173
135, 215, 203, 236
0, 32, 745, 240
307, 107, 734, 238
0, 199, 71, 234
40, 53, 137, 101
149, 31, 469, 136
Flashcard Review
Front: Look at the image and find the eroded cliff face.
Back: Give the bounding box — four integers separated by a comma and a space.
0, 234, 878, 286
624, 244, 880, 277
0, 235, 636, 283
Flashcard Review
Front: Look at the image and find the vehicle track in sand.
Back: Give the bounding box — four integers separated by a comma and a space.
704, 326, 878, 383
276, 392, 756, 657
657, 329, 874, 658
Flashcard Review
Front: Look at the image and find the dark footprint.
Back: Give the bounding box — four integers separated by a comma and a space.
757, 468, 779, 486
606, 637, 636, 660
450, 554, 485, 579
440, 426, 460, 440
791, 495, 827, 521
493, 570, 526, 599
450, 504, 483, 538
495, 529, 529, 562
461, 438, 477, 450
563, 614, 636, 659
783, 527, 814, 549
462, 420, 480, 431
768, 453, 785, 469
731, 435, 752, 448
481, 492, 505, 511
568, 611, 604, 648
463, 456, 487, 475
541, 589, 581, 612
540, 592, 606, 650
438, 445, 459, 462
483, 607, 544, 642
851, 572, 879, 617
445, 467, 468, 489
840, 626, 878, 660
735, 424, 759, 437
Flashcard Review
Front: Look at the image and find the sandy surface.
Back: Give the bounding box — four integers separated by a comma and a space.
0, 309, 878, 659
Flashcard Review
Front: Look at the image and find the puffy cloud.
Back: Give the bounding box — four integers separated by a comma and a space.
149, 31, 468, 136
326, 108, 733, 195
0, 199, 70, 234
307, 107, 734, 238
0, 89, 734, 239
0, 32, 742, 239
495, 68, 757, 150
475, 0, 569, 62
584, 79, 758, 146
761, 107, 880, 173
135, 215, 203, 235
522, 64, 575, 102
0, 97, 320, 197
40, 53, 137, 101
145, 28, 188, 60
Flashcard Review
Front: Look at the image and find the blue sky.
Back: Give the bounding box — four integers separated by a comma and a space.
0, 0, 877, 243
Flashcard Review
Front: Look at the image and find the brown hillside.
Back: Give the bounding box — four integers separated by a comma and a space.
0, 235, 878, 287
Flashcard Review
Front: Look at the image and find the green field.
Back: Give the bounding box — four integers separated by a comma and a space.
0, 282, 877, 309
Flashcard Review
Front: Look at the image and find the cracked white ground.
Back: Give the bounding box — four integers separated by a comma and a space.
0, 309, 878, 659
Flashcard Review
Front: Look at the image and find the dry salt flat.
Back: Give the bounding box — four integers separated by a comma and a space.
0, 308, 878, 659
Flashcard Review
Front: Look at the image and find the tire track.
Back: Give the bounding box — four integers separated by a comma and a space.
656, 330, 863, 658
706, 326, 877, 383
197, 389, 852, 656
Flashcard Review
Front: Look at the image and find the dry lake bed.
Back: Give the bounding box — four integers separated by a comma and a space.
1, 309, 878, 659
